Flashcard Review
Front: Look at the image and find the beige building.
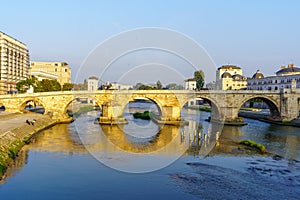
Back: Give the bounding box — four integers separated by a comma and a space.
30, 61, 71, 85
215, 65, 247, 90
0, 32, 30, 94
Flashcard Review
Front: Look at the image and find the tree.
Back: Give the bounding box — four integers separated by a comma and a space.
40, 79, 61, 92
16, 77, 40, 93
194, 70, 205, 89
165, 83, 184, 90
156, 80, 162, 89
63, 83, 74, 91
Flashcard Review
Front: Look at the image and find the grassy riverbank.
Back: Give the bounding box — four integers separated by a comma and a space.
0, 114, 56, 180
187, 106, 212, 112
0, 139, 28, 177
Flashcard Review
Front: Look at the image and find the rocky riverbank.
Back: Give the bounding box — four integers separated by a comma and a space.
0, 113, 57, 180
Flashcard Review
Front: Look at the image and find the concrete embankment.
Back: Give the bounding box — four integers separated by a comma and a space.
239, 110, 300, 127
0, 113, 57, 180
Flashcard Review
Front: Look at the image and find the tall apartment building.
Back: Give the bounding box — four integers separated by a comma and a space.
30, 61, 71, 85
0, 32, 30, 94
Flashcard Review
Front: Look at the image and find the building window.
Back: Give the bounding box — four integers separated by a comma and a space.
55, 68, 57, 72
65, 69, 67, 72
55, 63, 58, 66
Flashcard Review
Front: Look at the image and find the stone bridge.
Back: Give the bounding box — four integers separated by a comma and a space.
0, 89, 299, 125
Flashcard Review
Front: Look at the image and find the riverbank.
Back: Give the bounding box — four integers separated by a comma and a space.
238, 110, 300, 127
187, 106, 300, 127
0, 112, 57, 180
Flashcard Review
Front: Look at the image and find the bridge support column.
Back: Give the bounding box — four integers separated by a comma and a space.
98, 102, 127, 125
154, 106, 188, 125
216, 107, 247, 126
45, 109, 73, 123
280, 91, 299, 121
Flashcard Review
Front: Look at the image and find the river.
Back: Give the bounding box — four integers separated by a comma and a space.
0, 102, 300, 199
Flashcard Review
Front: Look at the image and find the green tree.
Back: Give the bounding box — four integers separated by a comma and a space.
194, 70, 205, 89
16, 77, 40, 93
62, 83, 74, 91
156, 80, 162, 89
40, 79, 61, 92
166, 83, 184, 90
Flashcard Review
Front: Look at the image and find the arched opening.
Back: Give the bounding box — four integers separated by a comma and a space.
64, 97, 101, 119
181, 97, 221, 122
0, 102, 5, 112
122, 97, 162, 139
20, 99, 45, 114
239, 97, 281, 121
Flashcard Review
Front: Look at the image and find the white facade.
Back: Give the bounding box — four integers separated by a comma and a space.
184, 78, 203, 106
30, 71, 58, 81
0, 32, 30, 94
247, 64, 300, 90
87, 76, 99, 91
185, 78, 197, 90
247, 74, 300, 90
110, 83, 133, 90
87, 76, 99, 104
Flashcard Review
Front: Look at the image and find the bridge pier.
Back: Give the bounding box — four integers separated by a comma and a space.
214, 107, 247, 126
98, 102, 127, 125
153, 106, 188, 125
43, 107, 73, 123
280, 89, 299, 121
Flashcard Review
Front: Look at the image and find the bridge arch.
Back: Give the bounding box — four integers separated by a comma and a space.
238, 95, 281, 119
19, 98, 47, 114
63, 96, 102, 117
121, 95, 164, 117
181, 96, 222, 121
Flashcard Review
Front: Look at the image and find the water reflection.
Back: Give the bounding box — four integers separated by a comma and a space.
21, 109, 300, 162
1, 107, 300, 182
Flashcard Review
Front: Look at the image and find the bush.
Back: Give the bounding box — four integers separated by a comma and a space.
239, 139, 266, 153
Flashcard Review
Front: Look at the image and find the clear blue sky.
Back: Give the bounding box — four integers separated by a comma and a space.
1, 0, 299, 84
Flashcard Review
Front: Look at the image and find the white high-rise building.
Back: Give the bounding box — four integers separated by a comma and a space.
0, 32, 30, 94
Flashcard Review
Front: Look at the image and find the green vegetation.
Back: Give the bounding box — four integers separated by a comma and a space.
17, 77, 76, 93
194, 70, 205, 89
239, 139, 266, 153
0, 140, 25, 177
187, 106, 211, 112
165, 83, 184, 90
156, 80, 162, 89
62, 83, 74, 91
133, 111, 155, 120
68, 105, 95, 118
248, 98, 264, 108
198, 107, 211, 112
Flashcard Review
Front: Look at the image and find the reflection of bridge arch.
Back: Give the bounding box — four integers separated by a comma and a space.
238, 95, 281, 119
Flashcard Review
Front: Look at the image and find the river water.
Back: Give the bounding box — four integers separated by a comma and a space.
0, 102, 300, 199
